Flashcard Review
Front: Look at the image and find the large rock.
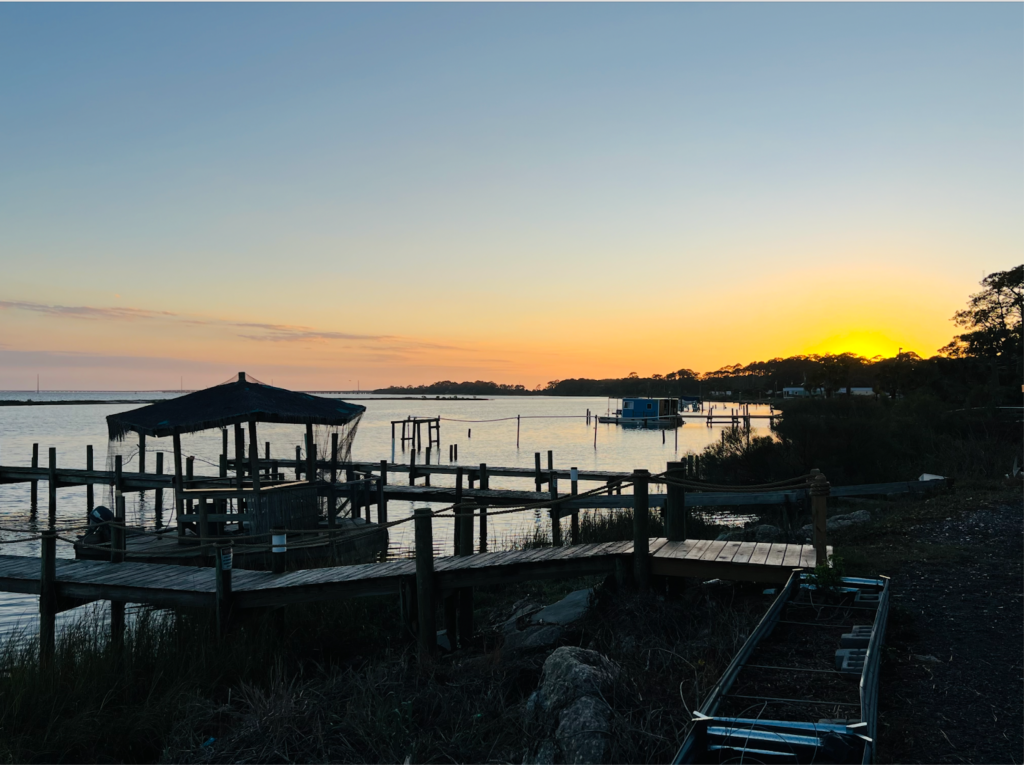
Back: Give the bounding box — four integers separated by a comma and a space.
800, 510, 872, 540
753, 524, 782, 543
526, 647, 620, 764
503, 625, 562, 653
530, 589, 593, 627
556, 695, 613, 764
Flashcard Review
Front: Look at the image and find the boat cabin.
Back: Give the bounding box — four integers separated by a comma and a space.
621, 397, 679, 420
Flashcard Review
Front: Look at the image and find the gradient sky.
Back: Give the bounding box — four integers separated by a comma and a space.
1, 3, 1021, 390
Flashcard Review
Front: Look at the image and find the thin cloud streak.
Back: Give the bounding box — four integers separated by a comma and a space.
0, 298, 465, 351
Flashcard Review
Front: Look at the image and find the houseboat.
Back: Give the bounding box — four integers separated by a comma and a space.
598, 397, 683, 427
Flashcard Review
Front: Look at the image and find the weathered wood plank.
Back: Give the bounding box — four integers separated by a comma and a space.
731, 542, 756, 565
699, 540, 728, 562
798, 545, 817, 569
716, 541, 743, 564
782, 545, 803, 568
660, 540, 700, 560
684, 539, 713, 560
764, 544, 787, 568
748, 542, 773, 566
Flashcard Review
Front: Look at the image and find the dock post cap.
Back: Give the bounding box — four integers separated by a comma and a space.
809, 472, 831, 495
238, 372, 246, 382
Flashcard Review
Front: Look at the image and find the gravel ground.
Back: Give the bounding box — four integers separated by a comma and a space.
839, 487, 1024, 764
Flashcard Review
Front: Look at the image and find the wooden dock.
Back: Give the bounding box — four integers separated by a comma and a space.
0, 538, 828, 612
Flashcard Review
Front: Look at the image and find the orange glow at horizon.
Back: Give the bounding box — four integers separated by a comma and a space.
0, 262, 973, 390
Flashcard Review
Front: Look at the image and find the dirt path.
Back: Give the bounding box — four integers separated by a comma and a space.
838, 486, 1023, 764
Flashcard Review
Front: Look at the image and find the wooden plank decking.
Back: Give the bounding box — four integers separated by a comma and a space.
0, 540, 830, 612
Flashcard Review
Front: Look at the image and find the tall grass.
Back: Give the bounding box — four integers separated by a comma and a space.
499, 508, 724, 551
0, 596, 407, 763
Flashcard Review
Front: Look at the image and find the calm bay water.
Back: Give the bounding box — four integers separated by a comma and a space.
0, 393, 772, 636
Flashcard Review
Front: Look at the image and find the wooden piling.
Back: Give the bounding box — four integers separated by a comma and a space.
327, 435, 339, 528
534, 452, 542, 491
459, 500, 473, 557
569, 467, 579, 545
378, 460, 388, 524
186, 456, 194, 518
155, 452, 164, 528
86, 444, 94, 515
409, 448, 417, 486
305, 424, 315, 481
138, 433, 146, 477
399, 576, 417, 636
216, 451, 227, 525
413, 508, 436, 659
30, 443, 38, 509
478, 463, 488, 553
111, 454, 126, 649
234, 422, 245, 481
39, 528, 56, 665
516, 415, 520, 448
272, 527, 286, 574
198, 496, 211, 544
173, 430, 185, 540
47, 447, 57, 527
549, 473, 561, 547
457, 491, 474, 647
112, 455, 125, 563
810, 470, 829, 566
215, 544, 233, 638
453, 468, 464, 555
666, 461, 686, 542
632, 469, 650, 590
248, 423, 262, 517
295, 445, 302, 480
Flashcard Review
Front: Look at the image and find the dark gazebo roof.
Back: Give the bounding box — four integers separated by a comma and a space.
106, 372, 366, 440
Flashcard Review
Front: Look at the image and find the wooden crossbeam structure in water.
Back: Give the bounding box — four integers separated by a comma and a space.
0, 462, 948, 503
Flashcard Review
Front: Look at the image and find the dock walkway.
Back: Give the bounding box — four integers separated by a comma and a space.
0, 539, 829, 613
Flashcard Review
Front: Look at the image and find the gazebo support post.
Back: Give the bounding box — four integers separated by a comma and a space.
248, 421, 261, 539
234, 423, 246, 513
305, 423, 315, 483
173, 430, 185, 543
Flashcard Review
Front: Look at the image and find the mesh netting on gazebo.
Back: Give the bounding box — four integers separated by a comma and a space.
104, 373, 365, 526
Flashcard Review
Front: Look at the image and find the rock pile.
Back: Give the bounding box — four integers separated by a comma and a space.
525, 646, 620, 764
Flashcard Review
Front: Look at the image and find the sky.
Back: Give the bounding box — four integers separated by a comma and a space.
0, 3, 1021, 391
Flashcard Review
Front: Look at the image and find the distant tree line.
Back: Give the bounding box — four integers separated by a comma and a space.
374, 380, 529, 396
376, 266, 1023, 408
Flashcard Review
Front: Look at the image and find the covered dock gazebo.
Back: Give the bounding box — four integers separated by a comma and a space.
105, 372, 365, 543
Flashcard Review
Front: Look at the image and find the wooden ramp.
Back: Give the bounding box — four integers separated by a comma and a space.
0, 540, 829, 612
651, 539, 830, 584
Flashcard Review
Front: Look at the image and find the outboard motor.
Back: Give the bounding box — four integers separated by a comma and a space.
87, 505, 114, 544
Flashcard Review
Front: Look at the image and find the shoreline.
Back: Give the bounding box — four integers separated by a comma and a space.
0, 396, 492, 406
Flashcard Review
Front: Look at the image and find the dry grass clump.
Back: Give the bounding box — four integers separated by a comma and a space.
577, 581, 768, 763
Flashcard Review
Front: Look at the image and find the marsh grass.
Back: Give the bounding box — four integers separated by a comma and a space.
499, 508, 724, 551
0, 595, 409, 763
